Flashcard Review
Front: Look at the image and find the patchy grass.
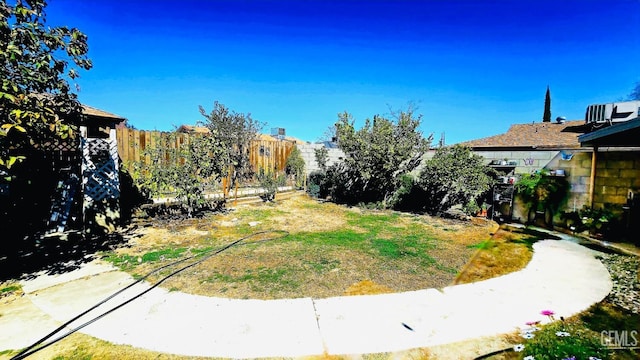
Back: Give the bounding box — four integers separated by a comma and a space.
453, 225, 557, 285
0, 281, 22, 298
1, 284, 21, 295
0, 332, 214, 360
100, 195, 496, 299
102, 248, 189, 271
0, 197, 571, 360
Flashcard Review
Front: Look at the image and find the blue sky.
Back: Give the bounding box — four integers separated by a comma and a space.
46, 0, 639, 144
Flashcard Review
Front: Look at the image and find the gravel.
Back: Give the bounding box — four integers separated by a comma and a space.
596, 252, 640, 314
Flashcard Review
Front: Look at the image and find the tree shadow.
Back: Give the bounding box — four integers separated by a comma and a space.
0, 229, 137, 282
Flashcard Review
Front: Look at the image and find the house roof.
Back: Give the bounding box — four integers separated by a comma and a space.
175, 125, 307, 143
81, 105, 126, 122
176, 125, 210, 134
258, 133, 307, 144
461, 120, 587, 149
579, 117, 640, 147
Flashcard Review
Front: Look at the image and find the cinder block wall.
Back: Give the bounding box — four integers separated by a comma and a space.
423, 148, 596, 222
472, 149, 594, 222
297, 143, 345, 175
593, 151, 640, 209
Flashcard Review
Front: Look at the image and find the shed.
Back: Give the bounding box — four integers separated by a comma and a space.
47, 105, 126, 234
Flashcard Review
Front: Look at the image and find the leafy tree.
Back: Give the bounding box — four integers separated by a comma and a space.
199, 101, 263, 198
136, 131, 224, 216
331, 107, 431, 204
284, 145, 305, 188
314, 146, 328, 171
418, 145, 495, 215
1, 0, 91, 175
543, 86, 551, 122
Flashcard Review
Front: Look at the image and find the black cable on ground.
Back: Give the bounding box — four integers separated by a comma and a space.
473, 347, 513, 359
11, 229, 289, 360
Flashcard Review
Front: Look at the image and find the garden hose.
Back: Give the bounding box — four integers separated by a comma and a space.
473, 347, 513, 359
11, 229, 289, 360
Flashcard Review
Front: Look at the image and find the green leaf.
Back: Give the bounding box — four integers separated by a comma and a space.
0, 92, 16, 102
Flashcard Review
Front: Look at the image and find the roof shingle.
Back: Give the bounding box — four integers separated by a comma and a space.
81, 105, 126, 121
461, 120, 587, 149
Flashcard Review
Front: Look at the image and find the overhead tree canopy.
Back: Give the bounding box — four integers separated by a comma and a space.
0, 0, 92, 174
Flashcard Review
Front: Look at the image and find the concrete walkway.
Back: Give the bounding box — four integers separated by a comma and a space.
1, 236, 612, 358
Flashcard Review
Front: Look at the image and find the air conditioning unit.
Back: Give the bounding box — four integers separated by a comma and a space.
271, 127, 285, 140
585, 100, 640, 125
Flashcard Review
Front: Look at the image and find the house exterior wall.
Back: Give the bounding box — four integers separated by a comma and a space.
424, 148, 595, 223
472, 149, 594, 222
593, 151, 640, 209
297, 143, 344, 175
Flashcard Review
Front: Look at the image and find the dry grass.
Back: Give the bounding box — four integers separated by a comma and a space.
453, 225, 537, 285
0, 331, 518, 360
105, 195, 500, 300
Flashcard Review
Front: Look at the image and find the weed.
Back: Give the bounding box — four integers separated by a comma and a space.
303, 258, 340, 273
468, 239, 494, 250
1, 284, 21, 294
102, 247, 188, 270
52, 345, 93, 360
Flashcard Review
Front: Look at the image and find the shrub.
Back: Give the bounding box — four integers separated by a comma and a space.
133, 131, 224, 217
389, 173, 427, 212
462, 200, 481, 216
418, 145, 495, 215
314, 146, 329, 172
307, 170, 325, 198
320, 163, 360, 203
332, 108, 430, 206
256, 168, 286, 202
578, 204, 623, 238
285, 145, 305, 188
514, 170, 570, 225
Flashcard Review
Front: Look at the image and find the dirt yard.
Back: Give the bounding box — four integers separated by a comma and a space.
106, 194, 500, 300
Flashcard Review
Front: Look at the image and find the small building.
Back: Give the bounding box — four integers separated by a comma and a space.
44, 105, 126, 234
78, 105, 126, 233
458, 118, 591, 223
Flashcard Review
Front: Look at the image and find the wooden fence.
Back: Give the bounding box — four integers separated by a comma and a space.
116, 128, 295, 176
